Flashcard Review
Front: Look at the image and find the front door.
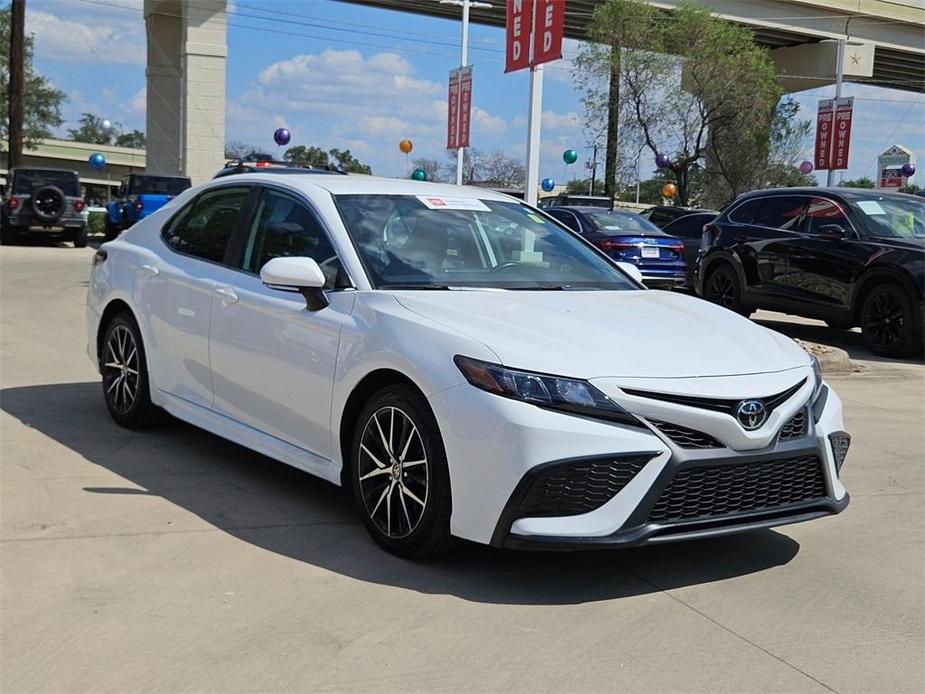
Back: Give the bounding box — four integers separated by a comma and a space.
208, 186, 354, 463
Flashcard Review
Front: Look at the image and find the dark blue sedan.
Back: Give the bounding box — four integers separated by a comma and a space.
546, 206, 686, 288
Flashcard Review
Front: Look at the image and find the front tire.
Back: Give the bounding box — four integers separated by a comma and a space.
350, 385, 452, 557
73, 225, 88, 248
101, 312, 160, 428
104, 217, 120, 242
704, 264, 750, 317
860, 283, 922, 358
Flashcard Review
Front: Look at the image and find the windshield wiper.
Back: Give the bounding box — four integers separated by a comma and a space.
379, 283, 451, 290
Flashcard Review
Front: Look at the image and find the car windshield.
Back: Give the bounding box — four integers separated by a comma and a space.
12, 170, 79, 197
334, 194, 637, 290
585, 210, 662, 234
129, 176, 191, 196
848, 194, 925, 239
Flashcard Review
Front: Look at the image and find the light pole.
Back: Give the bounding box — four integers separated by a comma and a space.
440, 0, 491, 186
826, 38, 846, 187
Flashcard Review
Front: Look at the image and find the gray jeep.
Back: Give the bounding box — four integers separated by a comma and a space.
1, 168, 88, 247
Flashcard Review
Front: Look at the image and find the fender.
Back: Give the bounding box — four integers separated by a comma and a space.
698, 249, 748, 296
850, 265, 922, 317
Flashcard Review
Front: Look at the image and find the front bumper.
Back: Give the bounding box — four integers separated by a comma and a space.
428, 377, 848, 549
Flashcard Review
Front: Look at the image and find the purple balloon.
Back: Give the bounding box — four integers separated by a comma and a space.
655, 153, 670, 169
901, 163, 916, 177
799, 160, 813, 175
273, 128, 291, 146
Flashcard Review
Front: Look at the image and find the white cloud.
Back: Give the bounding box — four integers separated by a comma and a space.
473, 108, 507, 137
130, 87, 146, 114
26, 7, 145, 65
542, 110, 580, 131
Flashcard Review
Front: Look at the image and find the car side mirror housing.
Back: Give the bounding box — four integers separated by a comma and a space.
816, 224, 847, 241
260, 256, 329, 311
616, 261, 645, 286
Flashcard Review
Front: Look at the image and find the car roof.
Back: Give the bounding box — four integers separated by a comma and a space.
221, 172, 520, 202
553, 206, 642, 215
737, 187, 917, 203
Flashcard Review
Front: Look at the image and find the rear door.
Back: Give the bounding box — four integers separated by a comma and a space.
142, 184, 253, 408
736, 195, 808, 299
208, 185, 354, 463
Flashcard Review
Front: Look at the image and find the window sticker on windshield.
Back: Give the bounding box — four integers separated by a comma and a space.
526, 213, 545, 224
893, 213, 915, 236
856, 200, 885, 215
416, 195, 491, 212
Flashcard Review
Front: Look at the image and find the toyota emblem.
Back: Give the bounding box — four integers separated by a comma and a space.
736, 399, 767, 430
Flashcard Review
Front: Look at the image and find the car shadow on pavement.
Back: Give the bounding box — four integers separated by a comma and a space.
753, 316, 925, 366
1, 382, 801, 605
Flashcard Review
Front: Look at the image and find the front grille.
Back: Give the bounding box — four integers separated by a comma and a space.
647, 455, 826, 523
622, 379, 806, 417
517, 456, 651, 517
650, 420, 722, 449
779, 409, 807, 440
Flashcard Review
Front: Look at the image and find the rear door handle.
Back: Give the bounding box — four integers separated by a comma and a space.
214, 286, 239, 305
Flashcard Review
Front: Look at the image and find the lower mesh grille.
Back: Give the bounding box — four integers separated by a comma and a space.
650, 420, 722, 449
518, 456, 651, 517
647, 455, 826, 523
779, 409, 807, 440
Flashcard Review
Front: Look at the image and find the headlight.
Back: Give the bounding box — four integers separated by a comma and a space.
810, 356, 824, 404
454, 356, 639, 426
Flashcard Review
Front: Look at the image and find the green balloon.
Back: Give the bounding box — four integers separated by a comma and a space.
563, 149, 578, 165
411, 168, 427, 181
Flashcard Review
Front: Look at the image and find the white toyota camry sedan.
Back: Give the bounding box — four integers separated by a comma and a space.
86, 172, 850, 556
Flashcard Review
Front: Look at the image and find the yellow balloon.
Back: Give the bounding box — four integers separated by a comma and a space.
399, 139, 413, 154
661, 183, 678, 198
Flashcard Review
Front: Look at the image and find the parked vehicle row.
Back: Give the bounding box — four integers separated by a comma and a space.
87, 172, 851, 558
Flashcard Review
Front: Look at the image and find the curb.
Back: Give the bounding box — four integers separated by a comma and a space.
795, 338, 856, 373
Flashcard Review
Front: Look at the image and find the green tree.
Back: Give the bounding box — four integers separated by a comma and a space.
284, 145, 330, 167
68, 113, 119, 145
578, 0, 781, 207
1, 4, 67, 148
329, 148, 371, 174
411, 157, 446, 182
838, 177, 876, 189
115, 129, 145, 149
566, 178, 607, 195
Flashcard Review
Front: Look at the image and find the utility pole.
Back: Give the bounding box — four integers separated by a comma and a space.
588, 144, 598, 195
8, 0, 26, 170
826, 38, 845, 187
441, 0, 491, 186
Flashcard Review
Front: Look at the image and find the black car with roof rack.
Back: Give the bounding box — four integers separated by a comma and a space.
214, 154, 347, 179
694, 187, 924, 358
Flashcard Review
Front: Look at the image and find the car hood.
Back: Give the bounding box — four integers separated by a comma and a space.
392, 289, 808, 379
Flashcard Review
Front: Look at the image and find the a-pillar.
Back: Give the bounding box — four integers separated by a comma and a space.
144, 0, 227, 183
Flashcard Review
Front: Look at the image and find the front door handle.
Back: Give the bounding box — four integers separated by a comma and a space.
214, 286, 239, 305
141, 263, 159, 276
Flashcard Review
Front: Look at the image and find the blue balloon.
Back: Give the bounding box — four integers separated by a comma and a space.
274, 128, 291, 146
89, 153, 106, 170
655, 153, 671, 168
541, 177, 555, 192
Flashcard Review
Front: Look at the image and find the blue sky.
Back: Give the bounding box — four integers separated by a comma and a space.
25, 0, 925, 184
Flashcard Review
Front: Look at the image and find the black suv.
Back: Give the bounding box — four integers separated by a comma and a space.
695, 187, 924, 357
1, 168, 88, 247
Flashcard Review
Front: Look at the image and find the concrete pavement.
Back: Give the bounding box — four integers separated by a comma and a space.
1, 243, 923, 693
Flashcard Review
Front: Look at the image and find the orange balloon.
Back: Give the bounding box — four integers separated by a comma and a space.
399, 139, 413, 154
661, 183, 678, 198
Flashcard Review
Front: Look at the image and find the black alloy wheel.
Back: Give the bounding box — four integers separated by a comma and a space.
101, 313, 160, 428
704, 264, 749, 316
860, 283, 922, 358
351, 385, 452, 557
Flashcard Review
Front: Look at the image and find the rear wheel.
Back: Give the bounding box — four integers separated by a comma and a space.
73, 225, 88, 248
101, 312, 160, 428
860, 283, 922, 358
104, 217, 120, 241
350, 384, 452, 557
0, 216, 18, 246
704, 264, 750, 317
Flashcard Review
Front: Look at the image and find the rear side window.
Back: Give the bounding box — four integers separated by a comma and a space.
162, 186, 249, 263
665, 214, 712, 239
547, 210, 581, 232
753, 196, 806, 230
728, 199, 762, 224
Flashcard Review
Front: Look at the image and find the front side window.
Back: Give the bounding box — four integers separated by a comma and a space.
334, 194, 637, 290
242, 189, 344, 288
130, 176, 192, 196
162, 186, 249, 263
803, 198, 850, 236
753, 196, 806, 231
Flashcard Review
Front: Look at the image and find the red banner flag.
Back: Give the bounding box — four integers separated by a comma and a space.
505, 0, 533, 73
447, 68, 461, 150
830, 97, 853, 171
814, 99, 834, 171
532, 0, 565, 67
458, 66, 473, 149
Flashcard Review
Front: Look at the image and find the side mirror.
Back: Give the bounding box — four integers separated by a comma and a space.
260, 256, 328, 310
616, 261, 645, 286
817, 224, 847, 241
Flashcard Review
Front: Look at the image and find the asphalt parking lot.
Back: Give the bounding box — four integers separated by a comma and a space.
1, 242, 923, 693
